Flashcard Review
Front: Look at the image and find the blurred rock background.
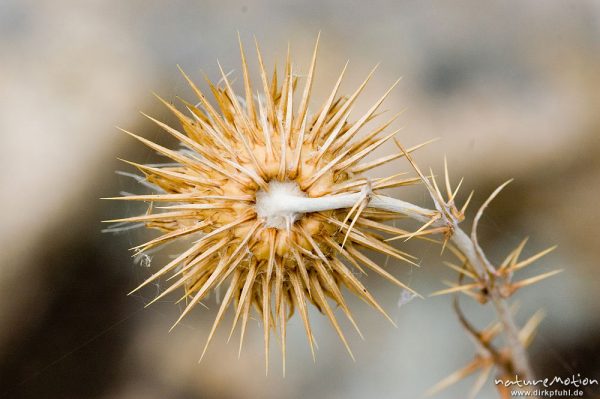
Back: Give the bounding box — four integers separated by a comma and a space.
0, 0, 599, 398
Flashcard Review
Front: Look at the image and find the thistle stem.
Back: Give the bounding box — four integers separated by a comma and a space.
265, 191, 435, 224
268, 191, 534, 381
454, 227, 535, 381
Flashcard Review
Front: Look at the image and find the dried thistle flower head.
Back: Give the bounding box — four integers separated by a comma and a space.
105, 35, 426, 369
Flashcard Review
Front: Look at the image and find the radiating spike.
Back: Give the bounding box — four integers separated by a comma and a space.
289, 273, 316, 360
293, 32, 320, 131
121, 128, 246, 186
332, 78, 401, 152
309, 273, 355, 360
104, 210, 196, 224
277, 63, 294, 180
221, 157, 268, 190
425, 359, 482, 397
289, 112, 307, 179
199, 270, 242, 362
118, 159, 215, 189
156, 203, 228, 211
237, 270, 255, 358
279, 294, 287, 377
328, 173, 412, 194
284, 63, 294, 138
346, 244, 418, 296
350, 142, 418, 174
395, 139, 446, 206
443, 156, 452, 199
400, 214, 440, 243
117, 128, 201, 169
443, 261, 477, 280
297, 225, 328, 264
279, 42, 292, 121
274, 258, 284, 316
320, 64, 379, 135
430, 282, 480, 297
313, 106, 353, 164
168, 219, 257, 328
342, 198, 368, 248
152, 93, 199, 133
262, 274, 271, 375
270, 64, 278, 103
266, 229, 276, 283
311, 259, 349, 312
500, 237, 529, 270
510, 269, 563, 292
216, 61, 267, 177
384, 226, 447, 242
346, 229, 418, 265
374, 176, 421, 191
217, 63, 263, 146
104, 193, 253, 202
256, 94, 273, 156
519, 309, 546, 347
229, 260, 258, 342
322, 236, 366, 275
319, 214, 419, 255
308, 60, 349, 143
429, 167, 444, 204
177, 65, 236, 139
339, 193, 365, 237
185, 106, 241, 159
448, 178, 464, 203
291, 246, 311, 294
177, 97, 209, 124
354, 218, 410, 238
510, 246, 557, 272
169, 254, 232, 332
468, 365, 493, 399
254, 38, 276, 125
301, 148, 349, 190
460, 190, 475, 215
165, 236, 229, 280
329, 255, 400, 326
237, 33, 257, 124
347, 112, 403, 156
334, 130, 399, 172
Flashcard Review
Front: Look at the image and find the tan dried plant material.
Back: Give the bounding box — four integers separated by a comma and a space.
104, 35, 430, 371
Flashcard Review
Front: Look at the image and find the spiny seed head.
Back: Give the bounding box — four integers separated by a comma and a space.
106, 36, 423, 368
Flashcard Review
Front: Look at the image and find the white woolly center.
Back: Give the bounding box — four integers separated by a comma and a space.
255, 181, 307, 229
